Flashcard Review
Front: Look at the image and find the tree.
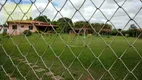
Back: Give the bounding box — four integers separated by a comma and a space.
29, 17, 33, 20
57, 17, 73, 33
74, 21, 90, 28
118, 28, 122, 31
26, 17, 33, 20
130, 24, 137, 30
100, 23, 112, 29
51, 21, 57, 25
91, 23, 101, 32
34, 15, 50, 22
2, 23, 8, 27
128, 24, 137, 37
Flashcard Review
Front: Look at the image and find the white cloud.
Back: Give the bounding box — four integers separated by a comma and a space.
0, 0, 6, 4
0, 0, 142, 29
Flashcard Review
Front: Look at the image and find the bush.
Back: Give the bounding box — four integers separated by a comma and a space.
125, 34, 129, 38
34, 30, 39, 33
40, 31, 45, 35
47, 31, 54, 34
23, 30, 32, 36
107, 36, 110, 38
2, 29, 7, 36
87, 34, 92, 38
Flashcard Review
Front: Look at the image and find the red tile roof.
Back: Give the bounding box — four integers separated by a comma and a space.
7, 20, 56, 27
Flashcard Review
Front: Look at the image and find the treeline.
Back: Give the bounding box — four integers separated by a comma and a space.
111, 24, 142, 38
32, 15, 141, 38
33, 15, 112, 33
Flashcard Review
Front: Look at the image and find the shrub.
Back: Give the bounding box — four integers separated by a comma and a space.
40, 31, 45, 35
2, 29, 7, 36
47, 31, 54, 34
23, 30, 32, 36
87, 34, 92, 38
34, 30, 39, 33
107, 35, 110, 38
125, 34, 129, 38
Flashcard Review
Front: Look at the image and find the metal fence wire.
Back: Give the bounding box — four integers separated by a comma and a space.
0, 0, 142, 80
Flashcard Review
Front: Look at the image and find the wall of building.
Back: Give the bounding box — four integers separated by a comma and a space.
8, 23, 37, 35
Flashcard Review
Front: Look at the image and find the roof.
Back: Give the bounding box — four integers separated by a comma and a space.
7, 20, 46, 24
7, 20, 56, 27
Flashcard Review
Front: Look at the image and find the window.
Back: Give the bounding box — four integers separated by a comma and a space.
12, 25, 17, 29
21, 25, 24, 28
29, 26, 33, 30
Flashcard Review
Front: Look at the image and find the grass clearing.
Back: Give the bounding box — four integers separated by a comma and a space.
0, 34, 142, 80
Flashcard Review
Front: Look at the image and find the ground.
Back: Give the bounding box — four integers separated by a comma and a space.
0, 33, 142, 80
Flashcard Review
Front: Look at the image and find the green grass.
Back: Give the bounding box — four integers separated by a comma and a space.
0, 34, 142, 80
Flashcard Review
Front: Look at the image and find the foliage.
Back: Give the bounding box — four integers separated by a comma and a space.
29, 17, 33, 20
111, 29, 118, 35
56, 27, 61, 33
74, 22, 112, 34
2, 29, 7, 36
91, 23, 101, 32
111, 29, 127, 36
57, 17, 73, 33
93, 23, 112, 34
130, 24, 137, 30
128, 24, 137, 37
101, 23, 112, 29
2, 23, 8, 27
34, 15, 50, 22
74, 21, 90, 28
118, 28, 122, 31
87, 34, 92, 38
125, 34, 129, 38
23, 30, 32, 36
51, 21, 57, 25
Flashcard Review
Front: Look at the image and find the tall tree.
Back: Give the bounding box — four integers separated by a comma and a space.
100, 23, 112, 29
129, 24, 137, 37
130, 24, 137, 30
51, 21, 57, 25
27, 17, 33, 20
34, 15, 50, 22
2, 23, 8, 27
57, 17, 73, 33
91, 23, 101, 32
29, 17, 33, 20
74, 21, 90, 28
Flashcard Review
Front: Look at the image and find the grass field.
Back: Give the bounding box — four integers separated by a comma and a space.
0, 33, 142, 80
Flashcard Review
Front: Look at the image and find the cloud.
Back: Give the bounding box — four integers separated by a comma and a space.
0, 0, 142, 29
0, 0, 7, 5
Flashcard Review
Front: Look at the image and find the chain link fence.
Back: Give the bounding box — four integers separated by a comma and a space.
0, 0, 142, 80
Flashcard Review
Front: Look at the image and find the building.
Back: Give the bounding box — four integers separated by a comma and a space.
7, 20, 56, 35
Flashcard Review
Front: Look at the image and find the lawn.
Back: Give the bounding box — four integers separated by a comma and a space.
0, 33, 142, 80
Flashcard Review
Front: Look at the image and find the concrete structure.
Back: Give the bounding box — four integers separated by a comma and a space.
7, 20, 56, 35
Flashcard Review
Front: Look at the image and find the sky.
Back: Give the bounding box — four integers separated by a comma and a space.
0, 0, 142, 30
